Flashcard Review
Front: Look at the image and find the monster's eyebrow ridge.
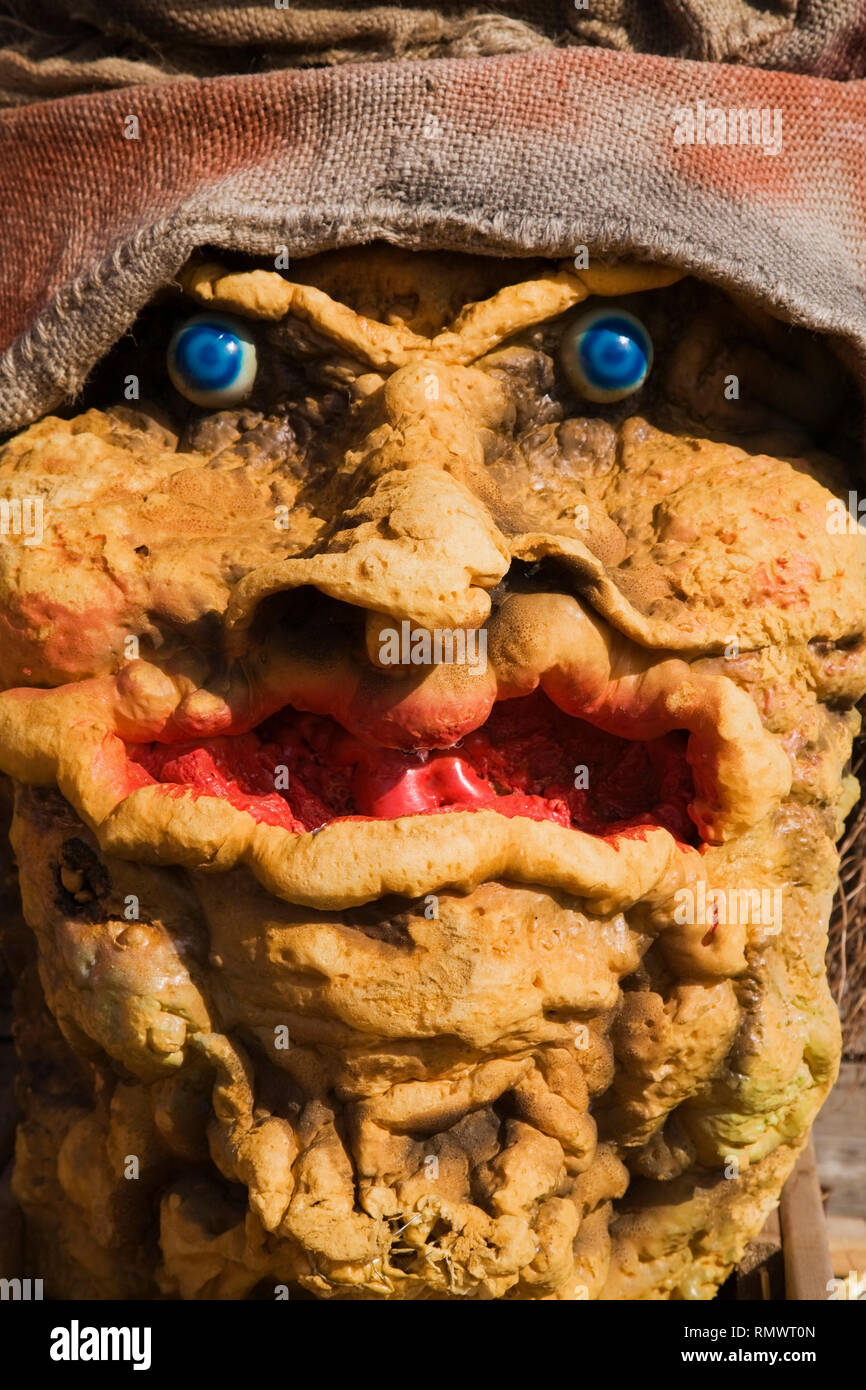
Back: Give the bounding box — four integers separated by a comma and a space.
179, 259, 681, 371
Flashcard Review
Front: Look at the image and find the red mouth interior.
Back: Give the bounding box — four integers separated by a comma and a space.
125, 691, 698, 844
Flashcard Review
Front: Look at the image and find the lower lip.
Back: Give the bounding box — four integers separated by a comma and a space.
123, 690, 698, 845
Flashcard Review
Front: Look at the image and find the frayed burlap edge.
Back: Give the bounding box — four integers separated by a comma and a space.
5, 200, 866, 437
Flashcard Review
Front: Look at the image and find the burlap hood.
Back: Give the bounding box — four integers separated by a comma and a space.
0, 0, 865, 436
0, 1, 865, 1048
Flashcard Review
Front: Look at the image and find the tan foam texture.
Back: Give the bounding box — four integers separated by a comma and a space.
1, 248, 865, 1299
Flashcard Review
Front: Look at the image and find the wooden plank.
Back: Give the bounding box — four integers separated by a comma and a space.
812, 1063, 866, 1219
736, 1208, 783, 1300
780, 1137, 833, 1300
827, 1215, 866, 1278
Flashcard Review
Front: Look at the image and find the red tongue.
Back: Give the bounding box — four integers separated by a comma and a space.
352, 751, 493, 817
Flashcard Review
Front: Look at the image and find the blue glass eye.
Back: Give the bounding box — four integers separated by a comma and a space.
561, 308, 653, 402
167, 314, 258, 407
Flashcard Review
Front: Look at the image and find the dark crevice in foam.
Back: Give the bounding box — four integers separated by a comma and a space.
124, 689, 698, 844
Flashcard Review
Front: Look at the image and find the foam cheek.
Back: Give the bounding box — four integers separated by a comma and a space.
0, 591, 130, 686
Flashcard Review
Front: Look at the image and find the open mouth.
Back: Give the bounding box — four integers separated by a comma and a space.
125, 689, 698, 845
0, 586, 789, 910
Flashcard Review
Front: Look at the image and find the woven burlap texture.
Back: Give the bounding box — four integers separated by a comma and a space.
0, 0, 864, 106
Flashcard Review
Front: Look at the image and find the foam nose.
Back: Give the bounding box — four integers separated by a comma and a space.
345, 358, 515, 502
226, 465, 510, 646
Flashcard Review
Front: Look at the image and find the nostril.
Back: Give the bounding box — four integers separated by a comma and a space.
243, 585, 366, 650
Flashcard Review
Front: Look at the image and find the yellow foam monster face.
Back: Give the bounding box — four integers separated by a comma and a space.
3, 245, 865, 1300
